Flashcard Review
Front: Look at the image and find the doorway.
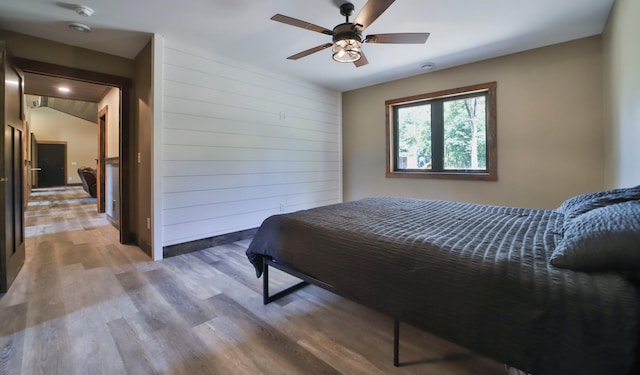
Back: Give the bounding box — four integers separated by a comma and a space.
16, 57, 132, 244
35, 142, 66, 187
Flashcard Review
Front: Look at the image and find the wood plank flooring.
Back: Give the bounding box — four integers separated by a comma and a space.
0, 186, 506, 374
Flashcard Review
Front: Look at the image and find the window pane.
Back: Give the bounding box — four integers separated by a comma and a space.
397, 104, 431, 170
443, 96, 486, 170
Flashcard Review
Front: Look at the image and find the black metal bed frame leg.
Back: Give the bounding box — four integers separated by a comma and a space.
394, 318, 400, 367
262, 260, 270, 305
262, 258, 310, 305
262, 258, 402, 367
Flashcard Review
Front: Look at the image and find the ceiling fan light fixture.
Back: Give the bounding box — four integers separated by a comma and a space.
332, 38, 362, 63
332, 23, 362, 63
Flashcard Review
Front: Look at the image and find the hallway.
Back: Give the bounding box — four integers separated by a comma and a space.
26, 186, 109, 237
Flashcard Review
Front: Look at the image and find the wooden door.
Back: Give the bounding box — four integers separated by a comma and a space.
0, 42, 26, 293
36, 143, 66, 187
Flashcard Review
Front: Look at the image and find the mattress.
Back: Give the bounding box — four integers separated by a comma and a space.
246, 197, 639, 375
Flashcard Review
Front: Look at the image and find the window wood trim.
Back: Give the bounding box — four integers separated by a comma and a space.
385, 82, 497, 181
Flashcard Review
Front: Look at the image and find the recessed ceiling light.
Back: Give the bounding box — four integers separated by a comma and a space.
58, 87, 71, 93
421, 62, 436, 71
67, 22, 91, 32
74, 5, 94, 17
421, 62, 436, 70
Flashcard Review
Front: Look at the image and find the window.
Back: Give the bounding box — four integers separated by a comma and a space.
386, 82, 497, 180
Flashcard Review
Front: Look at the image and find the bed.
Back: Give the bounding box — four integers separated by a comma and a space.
246, 188, 640, 375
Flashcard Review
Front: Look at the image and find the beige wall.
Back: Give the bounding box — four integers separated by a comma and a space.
30, 106, 97, 185
98, 87, 120, 157
602, 0, 640, 188
343, 36, 603, 210
134, 41, 153, 253
0, 29, 134, 78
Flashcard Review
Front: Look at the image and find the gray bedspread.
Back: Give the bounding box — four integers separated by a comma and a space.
246, 197, 639, 375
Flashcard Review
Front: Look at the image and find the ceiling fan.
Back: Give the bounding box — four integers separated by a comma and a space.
271, 0, 430, 67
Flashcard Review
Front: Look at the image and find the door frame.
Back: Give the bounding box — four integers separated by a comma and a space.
30, 132, 38, 188
16, 58, 133, 244
24, 120, 30, 204
35, 141, 67, 188
97, 106, 107, 213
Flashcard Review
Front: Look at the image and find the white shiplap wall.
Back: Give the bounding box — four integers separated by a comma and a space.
161, 45, 342, 246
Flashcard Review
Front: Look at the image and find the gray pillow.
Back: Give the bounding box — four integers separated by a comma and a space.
550, 200, 640, 271
556, 185, 640, 221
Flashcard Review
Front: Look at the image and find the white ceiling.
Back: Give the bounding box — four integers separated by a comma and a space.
0, 0, 614, 92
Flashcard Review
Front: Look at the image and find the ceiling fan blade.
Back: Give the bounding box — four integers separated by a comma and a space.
271, 14, 333, 35
287, 43, 333, 60
365, 33, 430, 44
353, 0, 395, 30
354, 52, 369, 67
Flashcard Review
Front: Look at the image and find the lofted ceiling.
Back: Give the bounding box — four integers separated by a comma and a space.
0, 0, 614, 92
24, 72, 112, 103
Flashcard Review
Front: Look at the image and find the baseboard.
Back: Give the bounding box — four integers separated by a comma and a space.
137, 237, 152, 257
107, 214, 120, 230
128, 233, 152, 257
163, 228, 258, 258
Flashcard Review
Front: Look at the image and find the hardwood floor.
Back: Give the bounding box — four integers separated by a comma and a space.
25, 186, 109, 237
0, 186, 505, 374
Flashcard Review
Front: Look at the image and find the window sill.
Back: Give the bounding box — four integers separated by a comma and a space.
386, 170, 497, 181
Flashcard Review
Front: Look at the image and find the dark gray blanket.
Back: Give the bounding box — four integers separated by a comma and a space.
246, 197, 639, 375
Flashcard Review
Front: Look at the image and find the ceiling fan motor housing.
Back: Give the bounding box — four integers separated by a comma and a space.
332, 23, 362, 44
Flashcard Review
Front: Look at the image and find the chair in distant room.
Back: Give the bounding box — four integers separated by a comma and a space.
77, 167, 97, 198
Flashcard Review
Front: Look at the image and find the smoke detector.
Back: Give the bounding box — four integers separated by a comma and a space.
68, 22, 92, 32
74, 5, 94, 17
